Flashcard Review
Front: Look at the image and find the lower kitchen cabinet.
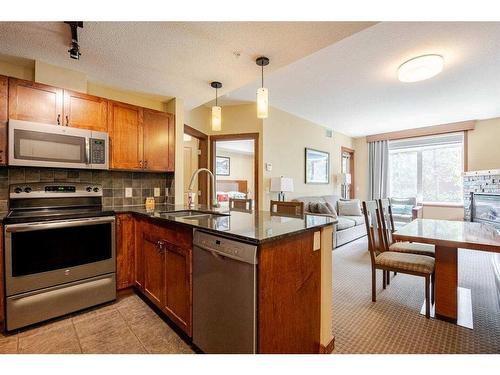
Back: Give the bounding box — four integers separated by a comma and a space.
0, 225, 4, 324
116, 214, 136, 290
134, 217, 193, 336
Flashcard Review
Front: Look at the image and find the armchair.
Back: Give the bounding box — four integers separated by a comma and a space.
389, 197, 423, 227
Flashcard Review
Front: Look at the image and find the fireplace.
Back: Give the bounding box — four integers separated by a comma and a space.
470, 192, 500, 227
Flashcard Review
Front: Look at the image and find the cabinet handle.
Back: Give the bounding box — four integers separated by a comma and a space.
66, 115, 69, 126
144, 160, 148, 169
139, 160, 143, 169
57, 114, 61, 125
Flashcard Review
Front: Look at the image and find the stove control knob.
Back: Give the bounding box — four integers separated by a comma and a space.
14, 187, 22, 194
93, 187, 99, 193
86, 186, 92, 192
24, 187, 32, 193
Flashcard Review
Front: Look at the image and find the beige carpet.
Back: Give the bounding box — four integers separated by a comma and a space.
332, 237, 500, 353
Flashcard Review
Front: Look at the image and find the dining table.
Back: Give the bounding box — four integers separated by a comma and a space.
393, 218, 500, 329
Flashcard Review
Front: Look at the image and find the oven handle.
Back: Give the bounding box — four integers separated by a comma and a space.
5, 216, 115, 233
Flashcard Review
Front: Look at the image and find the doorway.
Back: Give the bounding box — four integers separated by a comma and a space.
183, 125, 209, 205
210, 133, 259, 210
341, 146, 355, 199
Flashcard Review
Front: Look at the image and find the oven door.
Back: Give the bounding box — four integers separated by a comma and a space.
4, 216, 115, 296
8, 119, 92, 169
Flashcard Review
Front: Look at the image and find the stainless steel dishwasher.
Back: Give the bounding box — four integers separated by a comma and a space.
193, 229, 258, 354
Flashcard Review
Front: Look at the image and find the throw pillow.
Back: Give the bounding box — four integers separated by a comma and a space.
392, 204, 413, 215
338, 199, 362, 216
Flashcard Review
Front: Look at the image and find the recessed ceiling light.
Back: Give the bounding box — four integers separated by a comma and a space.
398, 54, 444, 83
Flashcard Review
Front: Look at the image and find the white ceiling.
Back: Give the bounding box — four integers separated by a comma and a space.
216, 140, 254, 155
225, 22, 500, 137
0, 21, 374, 109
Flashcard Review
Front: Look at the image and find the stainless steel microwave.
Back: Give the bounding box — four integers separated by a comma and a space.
8, 119, 109, 169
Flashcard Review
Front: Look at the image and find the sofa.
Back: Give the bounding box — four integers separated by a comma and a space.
389, 197, 423, 228
293, 195, 366, 248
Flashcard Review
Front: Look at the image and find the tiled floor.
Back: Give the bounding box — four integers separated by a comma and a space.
0, 292, 194, 354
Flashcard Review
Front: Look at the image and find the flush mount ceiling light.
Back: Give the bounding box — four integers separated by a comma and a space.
398, 54, 444, 83
64, 22, 83, 60
211, 81, 222, 131
256, 56, 270, 119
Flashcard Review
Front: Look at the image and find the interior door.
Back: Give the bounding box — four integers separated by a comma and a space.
0, 75, 7, 165
109, 101, 143, 170
143, 109, 170, 171
63, 90, 108, 131
8, 78, 63, 125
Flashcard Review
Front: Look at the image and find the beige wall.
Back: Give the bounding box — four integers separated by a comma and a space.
0, 58, 34, 80
216, 148, 255, 198
467, 118, 500, 171
35, 60, 87, 93
262, 107, 353, 208
353, 137, 368, 201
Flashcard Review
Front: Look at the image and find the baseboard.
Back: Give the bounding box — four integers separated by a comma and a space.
319, 337, 335, 354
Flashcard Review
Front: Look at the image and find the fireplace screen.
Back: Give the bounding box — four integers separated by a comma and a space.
472, 193, 500, 226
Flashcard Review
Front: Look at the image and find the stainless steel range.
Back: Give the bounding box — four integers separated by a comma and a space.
3, 182, 116, 331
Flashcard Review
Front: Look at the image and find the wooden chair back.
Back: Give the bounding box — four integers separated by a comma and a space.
362, 200, 385, 265
377, 198, 396, 251
270, 200, 304, 218
229, 198, 253, 211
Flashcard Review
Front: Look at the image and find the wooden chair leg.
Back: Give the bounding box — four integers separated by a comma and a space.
386, 270, 390, 285
425, 275, 430, 319
372, 268, 376, 302
382, 269, 386, 289
431, 272, 435, 305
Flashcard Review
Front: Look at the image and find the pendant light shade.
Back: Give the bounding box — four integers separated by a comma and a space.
210, 81, 222, 131
256, 56, 270, 119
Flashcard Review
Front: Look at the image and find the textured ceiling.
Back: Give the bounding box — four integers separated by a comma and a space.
0, 21, 374, 109
226, 22, 500, 137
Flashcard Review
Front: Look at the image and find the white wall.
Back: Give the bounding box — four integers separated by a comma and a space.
216, 148, 255, 197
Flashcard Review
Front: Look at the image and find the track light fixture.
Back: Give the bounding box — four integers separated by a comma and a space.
211, 81, 222, 131
64, 22, 83, 60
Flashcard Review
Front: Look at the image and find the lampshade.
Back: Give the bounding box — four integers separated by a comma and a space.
270, 177, 294, 192
257, 87, 269, 119
340, 173, 351, 185
211, 105, 221, 131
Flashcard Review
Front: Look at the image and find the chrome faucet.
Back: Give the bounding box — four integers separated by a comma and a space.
188, 168, 220, 208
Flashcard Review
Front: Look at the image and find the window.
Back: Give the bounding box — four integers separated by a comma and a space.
388, 132, 464, 204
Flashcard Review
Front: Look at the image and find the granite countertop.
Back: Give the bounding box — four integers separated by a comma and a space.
112, 204, 337, 244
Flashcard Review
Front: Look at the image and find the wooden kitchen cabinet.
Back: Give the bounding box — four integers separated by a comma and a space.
116, 214, 136, 290
8, 78, 63, 125
143, 109, 174, 172
108, 101, 144, 170
135, 218, 193, 336
0, 75, 7, 165
0, 225, 4, 324
63, 90, 108, 131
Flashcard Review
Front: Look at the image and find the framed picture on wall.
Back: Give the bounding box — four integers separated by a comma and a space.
305, 148, 330, 184
216, 156, 230, 176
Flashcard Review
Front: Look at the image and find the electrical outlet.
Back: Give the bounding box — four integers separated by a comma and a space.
154, 187, 160, 197
125, 187, 132, 198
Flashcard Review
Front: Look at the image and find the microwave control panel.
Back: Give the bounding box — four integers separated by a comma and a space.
90, 139, 106, 164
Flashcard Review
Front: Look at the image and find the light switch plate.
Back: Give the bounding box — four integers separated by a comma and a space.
265, 162, 272, 172
313, 231, 321, 251
154, 187, 160, 197
125, 187, 132, 198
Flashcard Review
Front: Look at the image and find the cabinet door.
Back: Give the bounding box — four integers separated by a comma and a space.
109, 101, 143, 170
142, 231, 164, 306
8, 78, 63, 125
163, 241, 192, 336
0, 75, 7, 165
143, 109, 170, 171
116, 214, 135, 290
167, 113, 175, 171
0, 225, 3, 324
63, 90, 108, 131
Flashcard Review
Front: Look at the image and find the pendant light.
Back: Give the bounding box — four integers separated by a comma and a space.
211, 81, 222, 131
256, 56, 270, 119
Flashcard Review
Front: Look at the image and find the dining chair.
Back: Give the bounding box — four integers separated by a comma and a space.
378, 198, 435, 258
270, 200, 304, 218
362, 200, 435, 318
229, 198, 253, 211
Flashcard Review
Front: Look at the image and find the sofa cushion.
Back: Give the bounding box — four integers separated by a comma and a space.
391, 197, 417, 206
341, 215, 364, 226
392, 213, 412, 223
310, 202, 333, 215
322, 195, 340, 212
338, 199, 362, 216
392, 204, 413, 215
336, 217, 356, 230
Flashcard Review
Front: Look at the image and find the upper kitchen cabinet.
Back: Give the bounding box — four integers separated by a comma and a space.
63, 90, 108, 132
0, 75, 8, 165
8, 78, 63, 125
108, 101, 144, 170
143, 109, 175, 172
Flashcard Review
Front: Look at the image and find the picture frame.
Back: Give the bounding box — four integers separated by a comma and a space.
305, 148, 330, 184
216, 156, 230, 176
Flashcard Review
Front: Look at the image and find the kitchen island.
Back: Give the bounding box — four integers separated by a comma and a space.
113, 204, 336, 354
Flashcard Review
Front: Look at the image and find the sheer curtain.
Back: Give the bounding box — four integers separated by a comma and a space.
368, 140, 389, 200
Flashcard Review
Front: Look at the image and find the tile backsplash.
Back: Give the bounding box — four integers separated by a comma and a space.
0, 167, 175, 211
